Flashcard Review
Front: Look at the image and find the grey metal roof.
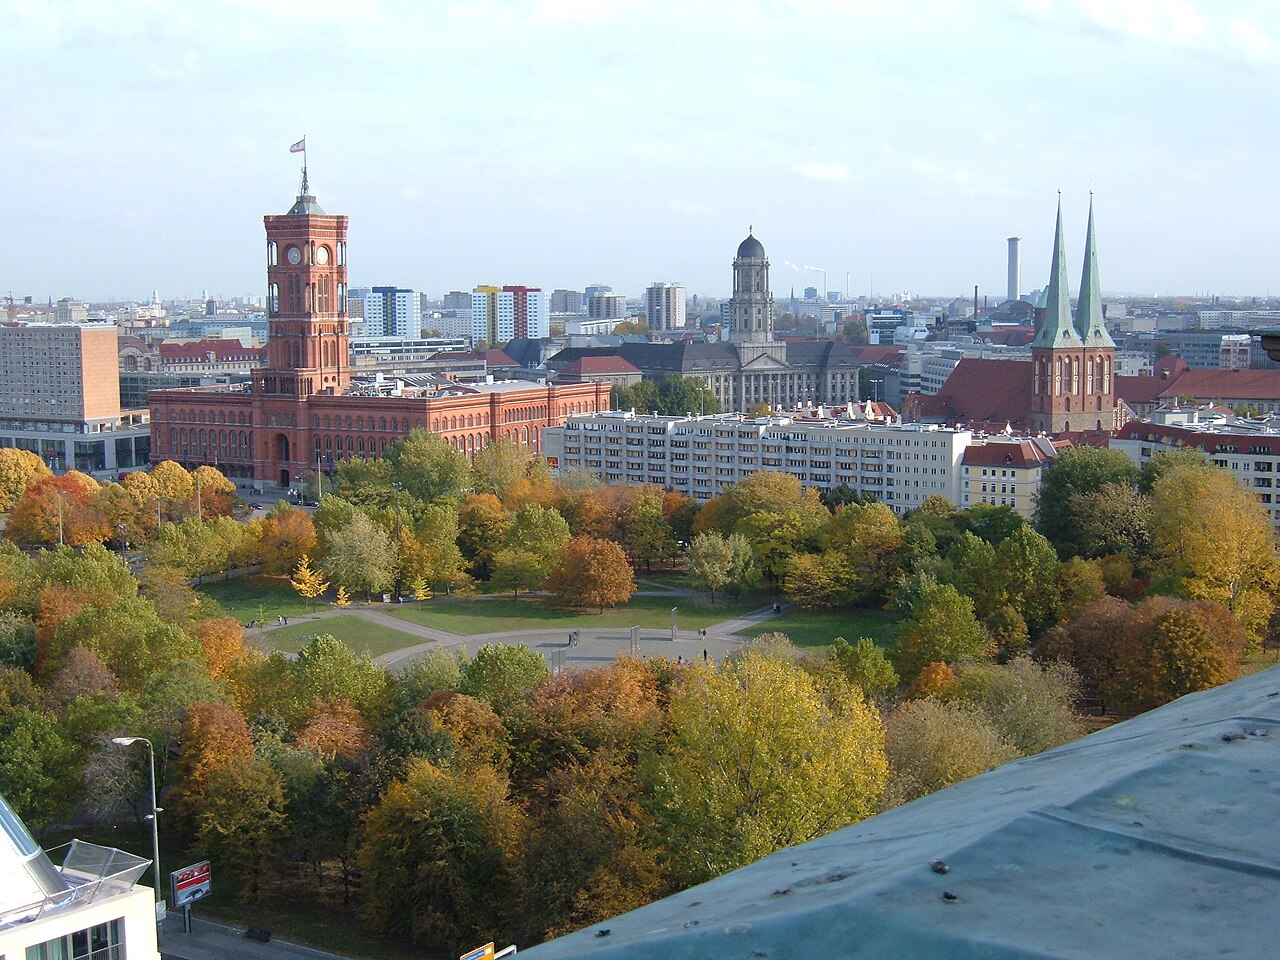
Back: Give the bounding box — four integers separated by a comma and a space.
524, 665, 1280, 960
736, 233, 766, 260
287, 193, 326, 215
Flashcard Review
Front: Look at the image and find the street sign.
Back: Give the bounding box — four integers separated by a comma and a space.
170, 860, 212, 908
460, 944, 495, 960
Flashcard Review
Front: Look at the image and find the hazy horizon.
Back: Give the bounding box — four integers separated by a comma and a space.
4, 1, 1279, 304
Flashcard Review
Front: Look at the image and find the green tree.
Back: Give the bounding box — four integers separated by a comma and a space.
615, 375, 721, 417
293, 634, 390, 728
507, 504, 571, 567
321, 513, 397, 600
0, 704, 80, 830
491, 547, 550, 598
1034, 446, 1139, 557
643, 654, 887, 886
943, 532, 1001, 619
471, 437, 531, 498
687, 531, 732, 601
990, 525, 1061, 635
623, 491, 677, 572
387, 429, 471, 504
459, 643, 549, 714
892, 581, 991, 683
458, 494, 511, 580
829, 636, 899, 697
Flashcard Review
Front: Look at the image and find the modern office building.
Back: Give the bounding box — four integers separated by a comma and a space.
0, 323, 150, 473
587, 292, 628, 322
471, 285, 549, 344
645, 282, 687, 332
0, 792, 158, 960
362, 286, 421, 338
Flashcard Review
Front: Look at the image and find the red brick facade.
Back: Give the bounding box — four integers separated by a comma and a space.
149, 186, 609, 490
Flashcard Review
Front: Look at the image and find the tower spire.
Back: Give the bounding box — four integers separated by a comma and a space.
1075, 192, 1116, 348
1032, 193, 1084, 349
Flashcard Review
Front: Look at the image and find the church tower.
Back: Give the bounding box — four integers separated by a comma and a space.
1029, 196, 1085, 434
1073, 195, 1119, 431
255, 170, 351, 399
728, 229, 785, 373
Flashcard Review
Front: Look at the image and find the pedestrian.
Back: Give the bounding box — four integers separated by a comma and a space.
677, 655, 684, 664
703, 648, 708, 662
283, 616, 289, 626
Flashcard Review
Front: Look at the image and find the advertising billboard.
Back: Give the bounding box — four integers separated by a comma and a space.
171, 860, 212, 908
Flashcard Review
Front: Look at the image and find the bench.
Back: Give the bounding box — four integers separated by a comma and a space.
245, 927, 272, 943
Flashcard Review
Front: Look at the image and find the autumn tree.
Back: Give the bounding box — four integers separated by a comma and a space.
828, 636, 899, 698
548, 537, 636, 612
882, 698, 1017, 807
459, 643, 549, 715
6, 473, 108, 547
458, 493, 511, 580
290, 555, 329, 609
1034, 446, 1139, 557
950, 657, 1082, 755
297, 701, 370, 761
257, 505, 318, 576
188, 617, 250, 681
643, 654, 887, 885
472, 436, 532, 498
359, 760, 526, 948
192, 753, 287, 902
1148, 460, 1278, 644
0, 448, 51, 511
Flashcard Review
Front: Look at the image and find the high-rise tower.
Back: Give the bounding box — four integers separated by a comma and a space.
255, 171, 350, 399
728, 230, 773, 345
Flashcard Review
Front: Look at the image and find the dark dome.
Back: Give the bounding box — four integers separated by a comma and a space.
736, 233, 766, 259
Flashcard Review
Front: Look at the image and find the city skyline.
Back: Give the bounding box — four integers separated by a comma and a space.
3, 0, 1279, 302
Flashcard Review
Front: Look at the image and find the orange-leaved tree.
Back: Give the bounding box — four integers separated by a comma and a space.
547, 536, 635, 612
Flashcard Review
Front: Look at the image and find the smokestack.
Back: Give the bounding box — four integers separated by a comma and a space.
1007, 237, 1021, 302
974, 284, 979, 319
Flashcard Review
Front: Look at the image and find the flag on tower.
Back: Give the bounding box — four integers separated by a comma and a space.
289, 138, 306, 154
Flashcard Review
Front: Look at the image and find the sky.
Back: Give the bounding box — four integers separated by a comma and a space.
3, 0, 1279, 303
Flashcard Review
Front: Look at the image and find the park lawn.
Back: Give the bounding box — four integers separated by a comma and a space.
198, 576, 313, 622
389, 593, 758, 636
257, 614, 428, 657
745, 608, 897, 652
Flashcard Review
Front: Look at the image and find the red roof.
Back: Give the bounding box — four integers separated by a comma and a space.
1114, 374, 1168, 406
484, 350, 517, 366
980, 327, 1035, 346
911, 358, 1033, 429
1155, 356, 1190, 380
850, 344, 906, 367
158, 339, 266, 362
962, 439, 1054, 468
1155, 368, 1280, 401
1115, 419, 1280, 456
559, 356, 640, 375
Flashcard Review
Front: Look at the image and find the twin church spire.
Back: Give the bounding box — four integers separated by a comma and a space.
1032, 194, 1116, 350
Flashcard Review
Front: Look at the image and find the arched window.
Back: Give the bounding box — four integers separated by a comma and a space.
358, 437, 366, 453
379, 417, 387, 431
1054, 358, 1063, 395
1070, 358, 1079, 393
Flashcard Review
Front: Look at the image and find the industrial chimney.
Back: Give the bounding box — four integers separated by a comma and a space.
1007, 237, 1021, 303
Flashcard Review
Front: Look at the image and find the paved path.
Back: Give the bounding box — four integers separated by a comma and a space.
249, 596, 790, 672
160, 913, 351, 960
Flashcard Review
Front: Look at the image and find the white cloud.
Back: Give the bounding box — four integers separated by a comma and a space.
1230, 17, 1273, 60
790, 161, 850, 181
1073, 0, 1207, 46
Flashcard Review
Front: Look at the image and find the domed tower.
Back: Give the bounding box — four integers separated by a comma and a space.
728, 229, 773, 345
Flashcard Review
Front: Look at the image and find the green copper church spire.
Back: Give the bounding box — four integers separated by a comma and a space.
1033, 193, 1085, 350
1075, 192, 1116, 348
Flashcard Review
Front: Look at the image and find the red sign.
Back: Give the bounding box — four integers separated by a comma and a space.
171, 860, 212, 907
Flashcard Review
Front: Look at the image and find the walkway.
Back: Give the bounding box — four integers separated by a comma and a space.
248, 596, 791, 672
160, 913, 351, 960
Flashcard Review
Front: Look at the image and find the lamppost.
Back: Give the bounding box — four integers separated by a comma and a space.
392, 482, 403, 601
112, 736, 163, 940
671, 606, 678, 642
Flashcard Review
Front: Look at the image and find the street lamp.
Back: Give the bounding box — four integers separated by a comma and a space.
112, 736, 163, 938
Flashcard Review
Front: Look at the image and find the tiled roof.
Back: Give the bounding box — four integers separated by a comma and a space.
1114, 374, 1168, 405
1155, 368, 1280, 401
1115, 419, 1280, 456
962, 440, 1054, 468
483, 350, 517, 366
922, 357, 1032, 428
559, 356, 640, 375
158, 339, 266, 362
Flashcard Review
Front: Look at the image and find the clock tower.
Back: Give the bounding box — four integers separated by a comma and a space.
255, 170, 350, 399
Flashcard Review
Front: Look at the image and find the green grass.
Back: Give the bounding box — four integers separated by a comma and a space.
389, 593, 759, 635
198, 576, 313, 622
256, 614, 430, 656
745, 608, 897, 652
634, 571, 693, 589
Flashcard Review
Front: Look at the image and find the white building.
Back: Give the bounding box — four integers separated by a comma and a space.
544, 409, 976, 512
1197, 309, 1280, 330
961, 435, 1062, 518
363, 286, 421, 339
471, 285, 548, 344
0, 793, 158, 960
1113, 404, 1280, 528
645, 282, 687, 332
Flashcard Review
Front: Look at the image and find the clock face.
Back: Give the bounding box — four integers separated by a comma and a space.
315, 246, 329, 265
286, 246, 302, 265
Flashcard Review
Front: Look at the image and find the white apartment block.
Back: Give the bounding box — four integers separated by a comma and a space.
363, 286, 421, 339
646, 283, 687, 332
1197, 310, 1280, 331
471, 285, 548, 344
543, 410, 974, 512
1114, 405, 1280, 528
961, 436, 1061, 518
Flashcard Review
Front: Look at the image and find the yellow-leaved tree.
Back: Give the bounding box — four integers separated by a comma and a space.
290, 554, 329, 609
1149, 461, 1279, 645
642, 652, 887, 886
